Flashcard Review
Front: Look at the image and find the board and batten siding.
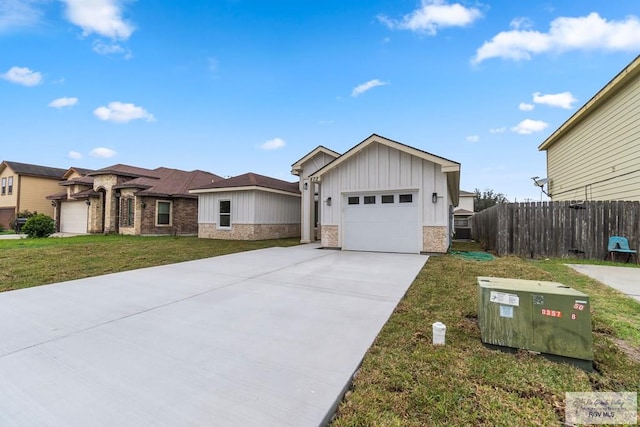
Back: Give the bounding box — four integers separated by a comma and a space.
253, 191, 300, 223
198, 191, 255, 224
198, 190, 300, 225
547, 74, 640, 201
319, 142, 449, 226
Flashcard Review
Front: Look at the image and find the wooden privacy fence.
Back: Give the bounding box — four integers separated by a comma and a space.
471, 201, 640, 259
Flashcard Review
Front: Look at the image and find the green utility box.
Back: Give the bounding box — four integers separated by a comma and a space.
477, 276, 593, 371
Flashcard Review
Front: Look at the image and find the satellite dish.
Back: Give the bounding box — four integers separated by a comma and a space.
531, 176, 548, 187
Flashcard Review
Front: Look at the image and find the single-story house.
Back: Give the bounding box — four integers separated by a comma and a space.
189, 172, 301, 240
538, 54, 640, 201
191, 134, 461, 254
48, 164, 222, 235
297, 134, 460, 254
0, 161, 67, 230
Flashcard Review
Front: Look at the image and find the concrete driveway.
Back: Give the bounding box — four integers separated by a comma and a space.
0, 244, 427, 426
567, 264, 640, 303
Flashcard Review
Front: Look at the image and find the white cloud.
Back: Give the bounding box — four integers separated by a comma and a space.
519, 102, 535, 111
351, 79, 388, 97
1, 66, 42, 86
259, 138, 286, 151
0, 0, 42, 32
473, 12, 640, 64
49, 97, 79, 108
90, 147, 117, 158
510, 17, 533, 31
92, 40, 132, 58
61, 0, 134, 40
533, 91, 577, 109
511, 119, 549, 135
68, 151, 83, 160
93, 102, 155, 123
378, 0, 482, 35
466, 135, 480, 142
489, 127, 507, 134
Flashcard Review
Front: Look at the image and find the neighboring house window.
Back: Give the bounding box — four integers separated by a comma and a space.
156, 200, 172, 226
7, 177, 12, 195
121, 197, 135, 227
0, 178, 5, 195
219, 200, 231, 228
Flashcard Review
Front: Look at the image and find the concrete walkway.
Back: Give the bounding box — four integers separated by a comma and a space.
0, 244, 428, 426
567, 264, 640, 303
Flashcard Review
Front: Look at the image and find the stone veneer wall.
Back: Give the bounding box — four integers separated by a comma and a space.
422, 226, 449, 253
199, 223, 300, 240
321, 225, 339, 248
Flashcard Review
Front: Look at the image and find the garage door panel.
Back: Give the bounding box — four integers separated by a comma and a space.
60, 201, 88, 234
343, 192, 420, 253
0, 208, 15, 231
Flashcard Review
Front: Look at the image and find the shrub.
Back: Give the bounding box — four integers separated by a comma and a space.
21, 214, 56, 238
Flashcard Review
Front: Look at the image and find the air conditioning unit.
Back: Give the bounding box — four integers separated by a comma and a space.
477, 276, 593, 371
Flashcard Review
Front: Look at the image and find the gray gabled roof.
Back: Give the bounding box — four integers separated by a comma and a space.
190, 172, 300, 195
1, 161, 67, 179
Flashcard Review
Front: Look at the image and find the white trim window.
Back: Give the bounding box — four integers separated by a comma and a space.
7, 176, 13, 195
0, 177, 5, 196
218, 199, 231, 228
156, 200, 172, 226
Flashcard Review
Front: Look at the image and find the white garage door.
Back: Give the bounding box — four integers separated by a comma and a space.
343, 192, 420, 253
60, 201, 88, 234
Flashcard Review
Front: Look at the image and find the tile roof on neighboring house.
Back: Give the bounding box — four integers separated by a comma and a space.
1, 161, 67, 179
191, 172, 300, 195
87, 164, 162, 179
460, 190, 475, 196
59, 175, 95, 186
119, 169, 223, 198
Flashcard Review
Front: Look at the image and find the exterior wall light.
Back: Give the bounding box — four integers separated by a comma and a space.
85, 199, 91, 206
304, 182, 308, 190
432, 192, 438, 203
326, 197, 332, 206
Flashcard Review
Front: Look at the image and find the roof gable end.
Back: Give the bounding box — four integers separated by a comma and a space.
539, 54, 640, 151
291, 146, 341, 176
309, 134, 460, 180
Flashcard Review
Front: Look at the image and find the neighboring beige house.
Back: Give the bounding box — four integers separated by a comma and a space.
294, 134, 460, 254
190, 172, 301, 240
48, 164, 222, 236
0, 161, 67, 230
538, 55, 640, 201
453, 190, 475, 239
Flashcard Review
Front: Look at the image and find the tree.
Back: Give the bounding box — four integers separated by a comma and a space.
474, 188, 508, 212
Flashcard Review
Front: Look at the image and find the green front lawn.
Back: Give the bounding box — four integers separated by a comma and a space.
1, 236, 637, 425
0, 235, 299, 292
331, 244, 640, 426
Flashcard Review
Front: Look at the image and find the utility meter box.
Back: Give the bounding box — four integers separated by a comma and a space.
477, 276, 593, 370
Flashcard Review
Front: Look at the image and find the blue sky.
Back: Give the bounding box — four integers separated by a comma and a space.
1, 0, 639, 201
